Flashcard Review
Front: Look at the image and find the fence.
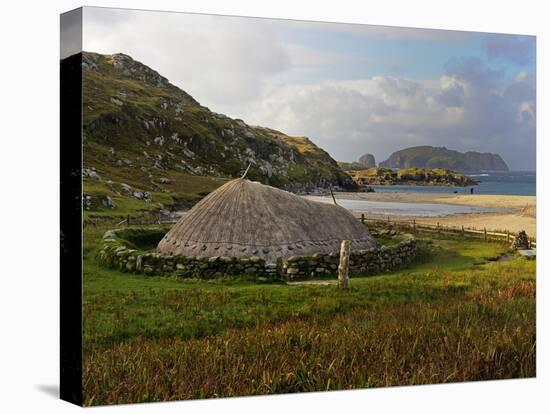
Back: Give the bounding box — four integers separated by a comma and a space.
115, 213, 179, 227
111, 211, 536, 249
358, 213, 536, 248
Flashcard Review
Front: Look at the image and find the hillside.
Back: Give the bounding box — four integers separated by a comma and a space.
379, 146, 509, 171
78, 52, 355, 215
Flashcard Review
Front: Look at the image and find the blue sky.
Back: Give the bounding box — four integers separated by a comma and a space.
280, 25, 534, 80
82, 8, 536, 170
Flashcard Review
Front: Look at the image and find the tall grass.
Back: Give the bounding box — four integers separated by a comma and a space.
84, 294, 535, 405
82, 224, 536, 406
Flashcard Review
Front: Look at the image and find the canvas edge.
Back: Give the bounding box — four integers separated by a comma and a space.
60, 7, 83, 407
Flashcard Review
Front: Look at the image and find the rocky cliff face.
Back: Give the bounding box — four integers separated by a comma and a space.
81, 52, 355, 199
379, 146, 509, 171
358, 153, 376, 168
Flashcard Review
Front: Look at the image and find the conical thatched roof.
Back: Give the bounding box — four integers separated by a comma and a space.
157, 178, 377, 263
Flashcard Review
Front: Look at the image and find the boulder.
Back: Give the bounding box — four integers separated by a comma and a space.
511, 230, 530, 250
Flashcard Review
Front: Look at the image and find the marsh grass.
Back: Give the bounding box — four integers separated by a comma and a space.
82, 224, 535, 405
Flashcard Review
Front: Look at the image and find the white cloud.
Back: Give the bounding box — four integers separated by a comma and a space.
84, 8, 292, 106
82, 7, 536, 171
235, 59, 535, 170
515, 71, 528, 82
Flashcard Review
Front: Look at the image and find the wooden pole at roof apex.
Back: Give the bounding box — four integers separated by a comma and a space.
241, 163, 252, 179
329, 185, 338, 206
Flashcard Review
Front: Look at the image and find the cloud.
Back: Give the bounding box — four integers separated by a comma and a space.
82, 7, 536, 171
515, 71, 528, 82
238, 58, 535, 170
264, 17, 478, 43
483, 34, 535, 65
83, 8, 292, 106
60, 8, 82, 59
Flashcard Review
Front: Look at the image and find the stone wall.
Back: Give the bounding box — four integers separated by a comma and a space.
282, 238, 417, 279
98, 229, 416, 281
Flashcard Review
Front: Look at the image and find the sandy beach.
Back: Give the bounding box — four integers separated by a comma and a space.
334, 192, 536, 236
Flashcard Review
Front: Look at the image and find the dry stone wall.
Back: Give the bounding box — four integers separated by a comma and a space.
98, 228, 416, 280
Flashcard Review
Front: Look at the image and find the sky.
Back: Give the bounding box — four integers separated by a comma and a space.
78, 7, 536, 170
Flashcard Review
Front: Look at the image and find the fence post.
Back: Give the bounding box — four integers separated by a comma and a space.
338, 240, 350, 290
461, 225, 464, 236
484, 227, 487, 241
387, 215, 390, 226
127, 214, 130, 227
361, 213, 365, 224
437, 222, 440, 233
413, 219, 416, 232
506, 230, 510, 244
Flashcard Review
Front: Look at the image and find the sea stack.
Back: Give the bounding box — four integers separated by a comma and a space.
358, 153, 376, 168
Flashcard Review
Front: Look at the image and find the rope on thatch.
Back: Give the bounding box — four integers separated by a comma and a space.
241, 163, 252, 179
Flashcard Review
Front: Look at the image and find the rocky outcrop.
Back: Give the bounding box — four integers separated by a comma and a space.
511, 230, 531, 250
350, 167, 478, 187
358, 153, 376, 168
80, 51, 354, 194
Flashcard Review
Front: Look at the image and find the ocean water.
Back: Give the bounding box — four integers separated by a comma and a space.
370, 171, 536, 196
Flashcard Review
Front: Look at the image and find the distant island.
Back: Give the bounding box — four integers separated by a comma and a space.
379, 146, 509, 172
349, 167, 478, 189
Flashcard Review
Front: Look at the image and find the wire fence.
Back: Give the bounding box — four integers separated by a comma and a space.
358, 213, 536, 248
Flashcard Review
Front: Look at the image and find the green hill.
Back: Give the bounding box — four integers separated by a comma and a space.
379, 146, 509, 171
78, 52, 355, 215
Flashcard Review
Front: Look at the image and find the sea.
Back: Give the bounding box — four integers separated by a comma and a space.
370, 171, 536, 196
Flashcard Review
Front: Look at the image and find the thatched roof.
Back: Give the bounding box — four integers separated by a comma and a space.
157, 178, 377, 263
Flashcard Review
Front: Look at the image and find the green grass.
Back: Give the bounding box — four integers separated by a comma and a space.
81, 51, 353, 208
82, 224, 535, 405
83, 171, 228, 218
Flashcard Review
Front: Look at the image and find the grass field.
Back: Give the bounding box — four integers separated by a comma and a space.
82, 223, 536, 406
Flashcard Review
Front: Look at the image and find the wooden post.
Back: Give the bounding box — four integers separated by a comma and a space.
461, 225, 465, 236
338, 240, 351, 290
484, 227, 487, 241
437, 222, 440, 233
506, 230, 510, 243
127, 214, 130, 227
361, 213, 365, 224
387, 216, 391, 226
413, 219, 416, 232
